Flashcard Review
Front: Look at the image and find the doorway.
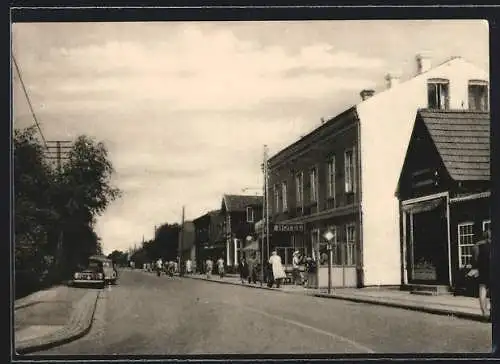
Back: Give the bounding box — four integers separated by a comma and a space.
407, 201, 449, 285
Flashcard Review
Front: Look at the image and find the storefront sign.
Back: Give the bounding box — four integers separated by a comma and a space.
273, 224, 304, 232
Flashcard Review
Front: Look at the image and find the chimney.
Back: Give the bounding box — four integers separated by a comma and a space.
416, 52, 431, 74
385, 72, 401, 89
360, 89, 375, 101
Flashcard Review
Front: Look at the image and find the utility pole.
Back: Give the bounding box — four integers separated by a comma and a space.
45, 140, 72, 173
261, 145, 269, 286
45, 140, 72, 277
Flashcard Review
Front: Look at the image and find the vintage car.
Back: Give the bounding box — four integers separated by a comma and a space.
89, 255, 118, 285
72, 255, 118, 288
72, 260, 106, 288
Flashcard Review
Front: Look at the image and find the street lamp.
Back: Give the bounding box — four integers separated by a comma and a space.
323, 229, 335, 294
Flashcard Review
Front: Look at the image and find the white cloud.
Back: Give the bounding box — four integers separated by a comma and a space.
12, 21, 488, 254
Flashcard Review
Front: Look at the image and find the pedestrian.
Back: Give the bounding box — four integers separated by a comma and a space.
155, 257, 163, 276
239, 256, 249, 284
247, 253, 257, 284
305, 256, 318, 289
186, 259, 193, 275
268, 250, 287, 288
205, 258, 213, 279
292, 250, 302, 285
467, 229, 491, 319
216, 257, 225, 278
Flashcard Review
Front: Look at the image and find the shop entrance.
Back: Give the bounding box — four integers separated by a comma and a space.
406, 200, 449, 285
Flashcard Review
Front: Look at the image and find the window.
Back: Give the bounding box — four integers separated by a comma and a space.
458, 222, 475, 268
427, 79, 449, 110
274, 184, 280, 213
346, 224, 356, 266
246, 207, 254, 223
327, 156, 336, 199
468, 80, 489, 111
310, 167, 318, 202
295, 172, 303, 206
344, 149, 356, 193
281, 181, 288, 211
311, 229, 320, 261
319, 226, 340, 266
483, 219, 491, 236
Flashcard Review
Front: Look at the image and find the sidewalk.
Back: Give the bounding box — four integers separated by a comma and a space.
184, 273, 489, 323
14, 284, 101, 355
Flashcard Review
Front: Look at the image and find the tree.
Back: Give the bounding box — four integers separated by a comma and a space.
14, 127, 60, 294
108, 250, 128, 266
56, 135, 122, 273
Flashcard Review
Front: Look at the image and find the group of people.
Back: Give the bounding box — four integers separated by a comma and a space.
204, 257, 226, 279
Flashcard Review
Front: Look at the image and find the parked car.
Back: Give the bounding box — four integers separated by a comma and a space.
89, 255, 118, 285
72, 260, 106, 288
72, 255, 118, 288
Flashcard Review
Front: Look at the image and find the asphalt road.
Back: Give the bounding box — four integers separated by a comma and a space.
37, 269, 491, 355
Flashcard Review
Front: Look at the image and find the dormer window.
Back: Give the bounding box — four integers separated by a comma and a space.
468, 80, 488, 111
246, 207, 254, 223
427, 79, 449, 110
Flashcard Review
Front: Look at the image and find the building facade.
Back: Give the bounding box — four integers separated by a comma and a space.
396, 109, 490, 294
267, 108, 362, 288
267, 54, 489, 288
220, 194, 263, 269
193, 210, 225, 272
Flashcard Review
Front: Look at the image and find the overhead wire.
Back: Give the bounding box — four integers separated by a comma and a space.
12, 53, 49, 150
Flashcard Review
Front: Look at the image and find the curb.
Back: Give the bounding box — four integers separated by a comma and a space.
184, 275, 488, 323
16, 290, 100, 355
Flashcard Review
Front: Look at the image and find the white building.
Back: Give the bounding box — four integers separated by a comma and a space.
356, 54, 489, 286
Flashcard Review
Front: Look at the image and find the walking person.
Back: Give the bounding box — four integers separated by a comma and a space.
247, 253, 257, 284
205, 258, 213, 279
292, 250, 302, 285
155, 257, 163, 277
268, 250, 287, 288
216, 256, 225, 279
468, 229, 491, 319
186, 259, 193, 275
239, 256, 249, 284
305, 256, 318, 289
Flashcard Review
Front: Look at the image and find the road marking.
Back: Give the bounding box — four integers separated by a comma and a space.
230, 304, 375, 353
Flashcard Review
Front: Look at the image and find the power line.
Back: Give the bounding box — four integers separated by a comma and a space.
12, 53, 49, 150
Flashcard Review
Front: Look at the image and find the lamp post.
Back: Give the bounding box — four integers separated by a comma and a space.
323, 229, 335, 294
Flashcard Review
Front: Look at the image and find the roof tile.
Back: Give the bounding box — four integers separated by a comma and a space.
419, 109, 490, 181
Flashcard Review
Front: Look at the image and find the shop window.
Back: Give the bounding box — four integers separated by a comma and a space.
344, 149, 356, 193
427, 79, 449, 110
281, 181, 288, 211
295, 172, 304, 207
310, 167, 318, 202
319, 226, 339, 266
468, 80, 489, 111
311, 229, 320, 261
327, 156, 336, 200
458, 222, 475, 268
246, 207, 254, 223
345, 224, 356, 266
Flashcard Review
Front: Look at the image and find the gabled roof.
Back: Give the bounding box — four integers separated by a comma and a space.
222, 194, 263, 213
419, 109, 490, 181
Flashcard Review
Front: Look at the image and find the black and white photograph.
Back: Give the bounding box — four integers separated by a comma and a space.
12, 18, 492, 356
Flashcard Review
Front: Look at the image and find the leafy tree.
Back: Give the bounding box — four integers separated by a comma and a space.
14, 127, 121, 296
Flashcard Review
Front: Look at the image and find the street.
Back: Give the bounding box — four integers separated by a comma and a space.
36, 269, 491, 355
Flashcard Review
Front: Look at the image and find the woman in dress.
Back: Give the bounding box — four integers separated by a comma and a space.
268, 250, 287, 288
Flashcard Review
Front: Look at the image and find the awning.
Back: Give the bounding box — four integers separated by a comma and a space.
402, 197, 445, 214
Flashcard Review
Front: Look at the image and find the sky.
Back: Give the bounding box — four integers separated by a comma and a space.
12, 20, 489, 255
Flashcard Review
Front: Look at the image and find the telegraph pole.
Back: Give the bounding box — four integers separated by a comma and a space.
261, 145, 269, 286
45, 140, 72, 276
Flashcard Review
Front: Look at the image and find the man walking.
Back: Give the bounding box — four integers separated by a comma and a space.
205, 258, 213, 279
292, 250, 302, 285
468, 229, 491, 319
216, 256, 225, 279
